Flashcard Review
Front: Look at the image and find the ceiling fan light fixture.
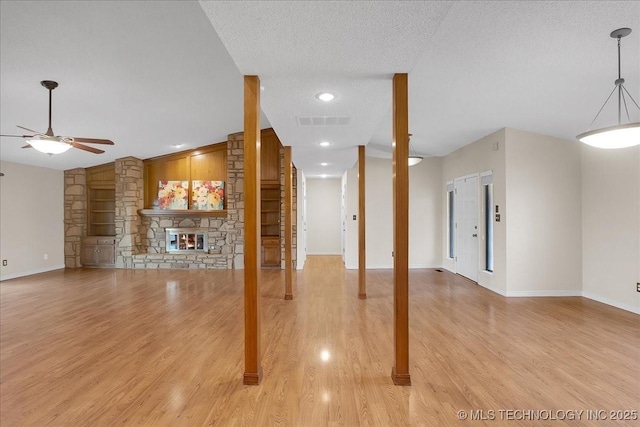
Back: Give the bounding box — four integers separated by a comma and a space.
27, 136, 72, 155
577, 28, 640, 149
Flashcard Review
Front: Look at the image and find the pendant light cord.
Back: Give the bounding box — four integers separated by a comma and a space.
585, 33, 640, 130
47, 88, 53, 136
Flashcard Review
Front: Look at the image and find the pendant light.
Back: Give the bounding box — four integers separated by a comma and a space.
576, 28, 640, 149
408, 133, 423, 166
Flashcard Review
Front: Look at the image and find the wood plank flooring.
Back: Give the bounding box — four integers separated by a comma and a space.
1, 256, 638, 426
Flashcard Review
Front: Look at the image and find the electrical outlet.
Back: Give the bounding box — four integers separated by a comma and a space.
44, 254, 48, 260
637, 283, 640, 293
2, 260, 7, 266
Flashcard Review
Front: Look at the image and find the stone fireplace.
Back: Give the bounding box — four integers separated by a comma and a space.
64, 132, 246, 270
64, 129, 297, 271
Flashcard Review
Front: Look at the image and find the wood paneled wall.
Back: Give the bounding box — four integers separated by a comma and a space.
86, 162, 115, 187
143, 143, 227, 208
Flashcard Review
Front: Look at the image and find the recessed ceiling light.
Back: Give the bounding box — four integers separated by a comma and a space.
316, 92, 335, 102
172, 144, 184, 149
319, 141, 330, 147
320, 162, 328, 166
321, 174, 328, 178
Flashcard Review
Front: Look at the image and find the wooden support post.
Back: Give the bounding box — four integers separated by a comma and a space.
284, 146, 294, 300
243, 75, 262, 385
391, 73, 411, 386
358, 145, 367, 299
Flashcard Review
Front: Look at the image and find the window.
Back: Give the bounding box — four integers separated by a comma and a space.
446, 182, 454, 259
481, 173, 494, 272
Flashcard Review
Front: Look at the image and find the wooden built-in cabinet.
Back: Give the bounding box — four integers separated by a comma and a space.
81, 236, 115, 267
260, 129, 283, 268
143, 143, 227, 210
261, 236, 281, 268
261, 129, 281, 184
88, 188, 115, 236
261, 186, 280, 237
84, 163, 116, 267
86, 163, 116, 237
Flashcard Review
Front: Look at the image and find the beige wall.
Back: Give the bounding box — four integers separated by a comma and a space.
344, 156, 442, 269
504, 128, 582, 295
409, 156, 443, 268
343, 167, 359, 269
0, 161, 65, 280
363, 157, 393, 268
442, 129, 507, 294
582, 145, 640, 313
306, 178, 342, 255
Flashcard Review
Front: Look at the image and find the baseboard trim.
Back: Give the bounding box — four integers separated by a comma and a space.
0, 265, 65, 282
506, 290, 582, 297
477, 281, 507, 296
582, 292, 640, 315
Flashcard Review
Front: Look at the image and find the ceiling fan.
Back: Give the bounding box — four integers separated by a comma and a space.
0, 80, 114, 155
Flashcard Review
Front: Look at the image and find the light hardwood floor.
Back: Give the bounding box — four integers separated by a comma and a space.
1, 256, 638, 426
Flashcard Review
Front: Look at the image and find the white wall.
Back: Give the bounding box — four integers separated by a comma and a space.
306, 178, 342, 255
442, 129, 507, 294
582, 144, 640, 314
504, 128, 582, 296
0, 161, 65, 280
296, 169, 307, 269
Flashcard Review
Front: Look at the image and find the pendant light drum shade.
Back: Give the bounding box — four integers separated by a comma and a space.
577, 122, 640, 149
577, 28, 640, 149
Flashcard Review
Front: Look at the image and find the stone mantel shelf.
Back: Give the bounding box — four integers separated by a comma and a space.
137, 209, 227, 218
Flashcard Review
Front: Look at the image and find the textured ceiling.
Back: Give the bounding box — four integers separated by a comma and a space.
1, 1, 639, 178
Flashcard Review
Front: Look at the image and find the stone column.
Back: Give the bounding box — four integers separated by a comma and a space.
115, 157, 144, 268
226, 132, 245, 269
64, 168, 86, 268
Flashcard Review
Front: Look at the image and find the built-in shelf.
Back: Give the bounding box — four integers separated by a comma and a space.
138, 209, 228, 218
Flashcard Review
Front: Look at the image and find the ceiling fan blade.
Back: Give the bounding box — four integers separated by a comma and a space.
1, 134, 34, 138
71, 142, 105, 154
17, 125, 44, 135
70, 137, 114, 145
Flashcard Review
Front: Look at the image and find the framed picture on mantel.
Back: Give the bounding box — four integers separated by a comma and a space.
191, 180, 225, 210
157, 181, 189, 210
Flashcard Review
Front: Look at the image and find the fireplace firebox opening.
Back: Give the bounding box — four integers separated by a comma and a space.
166, 228, 208, 253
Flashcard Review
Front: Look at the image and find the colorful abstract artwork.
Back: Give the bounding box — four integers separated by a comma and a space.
157, 181, 189, 210
191, 180, 225, 210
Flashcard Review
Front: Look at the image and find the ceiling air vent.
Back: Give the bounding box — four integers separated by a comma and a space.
297, 116, 351, 126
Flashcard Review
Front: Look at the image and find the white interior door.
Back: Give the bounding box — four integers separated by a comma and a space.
455, 175, 479, 282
